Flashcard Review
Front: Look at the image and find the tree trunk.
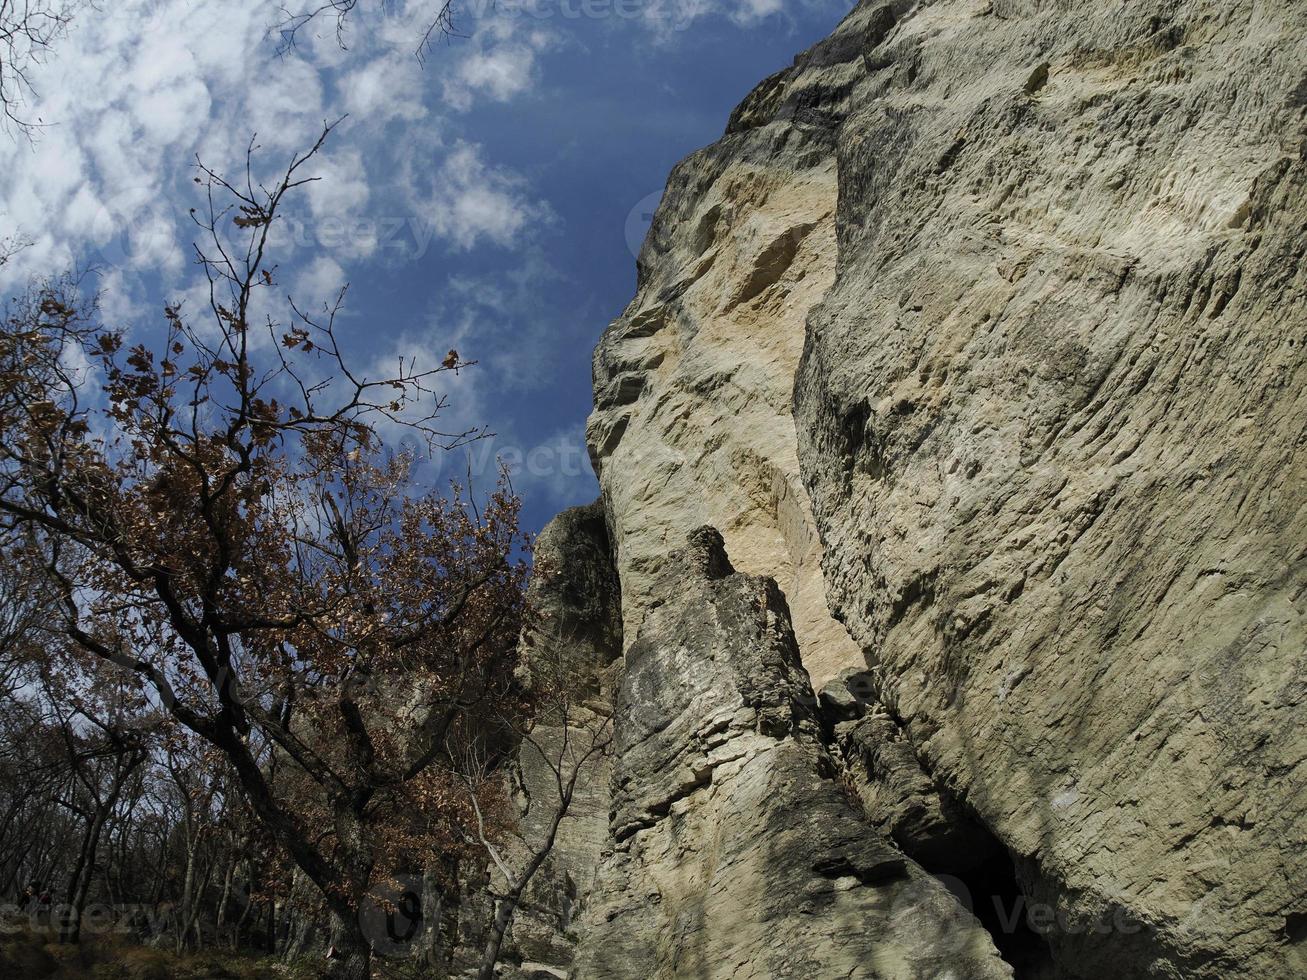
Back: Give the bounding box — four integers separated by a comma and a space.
476, 898, 515, 980
175, 836, 198, 954
471, 760, 592, 980
325, 909, 371, 980
215, 852, 235, 941
319, 807, 374, 979
147, 842, 168, 908
58, 825, 92, 942
283, 908, 311, 962
61, 806, 107, 944
416, 869, 445, 972
185, 857, 212, 951
230, 879, 254, 951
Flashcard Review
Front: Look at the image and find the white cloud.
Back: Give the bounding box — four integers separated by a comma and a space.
731, 0, 786, 24
347, 245, 572, 482
441, 14, 555, 112
501, 422, 596, 507
402, 140, 551, 251
0, 0, 820, 520
0, 0, 552, 312
0, 0, 830, 306
640, 0, 836, 35
302, 144, 376, 258
293, 254, 347, 304
341, 55, 427, 123
427, 249, 573, 405
445, 44, 539, 110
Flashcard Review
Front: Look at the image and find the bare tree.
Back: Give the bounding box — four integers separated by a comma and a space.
457, 623, 615, 980
0, 230, 30, 270
0, 124, 531, 979
275, 0, 458, 62
49, 705, 148, 944
0, 0, 75, 138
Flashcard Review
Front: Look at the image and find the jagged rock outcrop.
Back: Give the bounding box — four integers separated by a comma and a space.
517, 501, 623, 707
554, 2, 1307, 978
482, 503, 622, 979
819, 670, 996, 874
585, 22, 862, 688
574, 528, 1011, 979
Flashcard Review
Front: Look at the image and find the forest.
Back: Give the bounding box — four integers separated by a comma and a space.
0, 5, 616, 978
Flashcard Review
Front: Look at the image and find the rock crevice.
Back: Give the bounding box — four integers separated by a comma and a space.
575, 528, 1011, 980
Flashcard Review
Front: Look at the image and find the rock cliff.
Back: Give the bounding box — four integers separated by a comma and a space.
516, 2, 1307, 978
575, 527, 1010, 979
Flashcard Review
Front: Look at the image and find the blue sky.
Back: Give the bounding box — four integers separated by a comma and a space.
0, 0, 847, 532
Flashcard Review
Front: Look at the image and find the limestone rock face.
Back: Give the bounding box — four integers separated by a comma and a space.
557, 1, 1307, 978
574, 529, 1011, 980
584, 5, 867, 688
793, 1, 1307, 977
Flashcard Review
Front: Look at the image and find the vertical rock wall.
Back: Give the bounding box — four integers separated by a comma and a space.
491, 503, 621, 979
574, 529, 1010, 980
519, 2, 1307, 978
794, 1, 1307, 976
584, 6, 869, 688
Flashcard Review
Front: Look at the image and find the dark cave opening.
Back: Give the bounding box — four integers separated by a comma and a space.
1284, 910, 1307, 948
922, 838, 1058, 979
817, 674, 1060, 976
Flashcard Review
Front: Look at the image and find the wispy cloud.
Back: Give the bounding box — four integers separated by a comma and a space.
442, 17, 556, 111
0, 0, 551, 309
0, 0, 838, 522
638, 0, 839, 35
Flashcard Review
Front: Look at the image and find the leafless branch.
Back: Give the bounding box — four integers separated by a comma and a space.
0, 0, 76, 140
274, 0, 461, 62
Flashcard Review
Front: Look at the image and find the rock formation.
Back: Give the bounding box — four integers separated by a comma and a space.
575, 527, 1009, 979
505, 2, 1307, 977
473, 503, 621, 979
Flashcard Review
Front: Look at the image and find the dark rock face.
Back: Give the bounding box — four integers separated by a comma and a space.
574, 529, 1010, 980
486, 503, 622, 980
519, 500, 623, 693
819, 670, 997, 876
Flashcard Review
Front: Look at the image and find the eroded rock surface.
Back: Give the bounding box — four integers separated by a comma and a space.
584, 8, 867, 688
794, 1, 1307, 976
574, 529, 1011, 980
489, 503, 621, 979
542, 2, 1307, 978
